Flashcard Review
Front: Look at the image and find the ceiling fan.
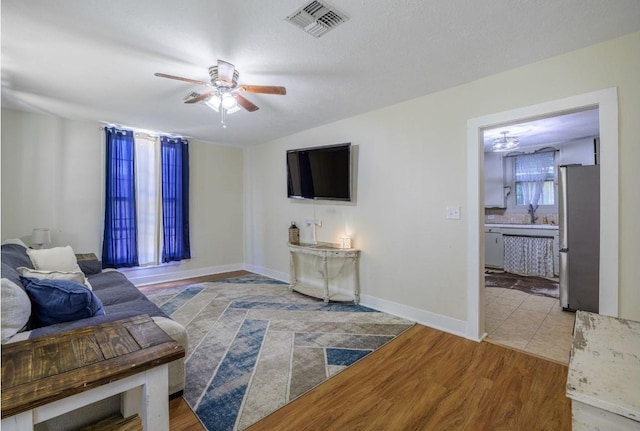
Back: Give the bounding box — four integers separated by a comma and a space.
155, 59, 286, 127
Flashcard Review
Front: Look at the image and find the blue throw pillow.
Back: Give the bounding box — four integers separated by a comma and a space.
20, 277, 105, 327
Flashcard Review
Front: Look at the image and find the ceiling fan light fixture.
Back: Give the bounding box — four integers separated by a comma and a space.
492, 131, 520, 152
205, 94, 221, 112
221, 93, 237, 110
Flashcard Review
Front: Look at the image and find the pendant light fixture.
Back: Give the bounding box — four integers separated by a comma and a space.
492, 131, 520, 152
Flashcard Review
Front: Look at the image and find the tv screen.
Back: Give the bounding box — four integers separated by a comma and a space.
287, 143, 351, 201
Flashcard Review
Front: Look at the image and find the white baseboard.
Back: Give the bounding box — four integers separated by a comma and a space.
244, 264, 469, 339
359, 294, 469, 339
243, 264, 289, 283
125, 263, 245, 286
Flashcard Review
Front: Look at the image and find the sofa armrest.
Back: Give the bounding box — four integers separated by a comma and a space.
152, 316, 188, 395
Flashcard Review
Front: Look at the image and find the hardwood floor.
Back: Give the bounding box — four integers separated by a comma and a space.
246, 324, 571, 431
169, 397, 205, 431
138, 270, 251, 293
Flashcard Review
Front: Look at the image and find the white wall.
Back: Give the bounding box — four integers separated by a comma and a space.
1, 109, 245, 284
245, 32, 640, 329
3, 33, 638, 329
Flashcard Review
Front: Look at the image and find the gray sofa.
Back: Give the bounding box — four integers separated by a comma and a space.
1, 241, 188, 396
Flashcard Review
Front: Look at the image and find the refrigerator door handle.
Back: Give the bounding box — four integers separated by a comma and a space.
558, 166, 568, 250
559, 250, 570, 310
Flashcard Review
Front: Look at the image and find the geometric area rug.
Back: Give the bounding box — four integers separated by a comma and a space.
485, 271, 559, 298
143, 274, 414, 431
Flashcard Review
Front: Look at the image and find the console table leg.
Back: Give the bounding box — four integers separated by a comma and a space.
353, 256, 361, 305
289, 251, 297, 291
322, 256, 330, 303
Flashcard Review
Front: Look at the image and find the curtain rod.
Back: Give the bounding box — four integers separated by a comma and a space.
98, 126, 187, 142
503, 147, 559, 158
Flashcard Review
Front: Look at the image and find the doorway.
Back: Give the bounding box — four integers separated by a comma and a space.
481, 111, 598, 363
465, 88, 619, 342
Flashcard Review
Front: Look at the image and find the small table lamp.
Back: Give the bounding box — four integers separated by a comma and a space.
31, 228, 51, 249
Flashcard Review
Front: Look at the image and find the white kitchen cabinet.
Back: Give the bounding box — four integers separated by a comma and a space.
484, 152, 506, 208
484, 229, 504, 269
486, 224, 560, 276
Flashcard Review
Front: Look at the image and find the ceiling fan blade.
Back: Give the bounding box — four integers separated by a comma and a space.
217, 60, 236, 85
237, 85, 286, 95
184, 91, 215, 104
235, 94, 259, 112
154, 73, 210, 87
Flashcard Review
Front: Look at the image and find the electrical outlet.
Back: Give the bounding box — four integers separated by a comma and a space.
446, 206, 461, 220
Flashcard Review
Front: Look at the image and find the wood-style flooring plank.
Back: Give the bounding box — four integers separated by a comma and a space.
138, 270, 251, 293
246, 324, 571, 431
169, 397, 205, 431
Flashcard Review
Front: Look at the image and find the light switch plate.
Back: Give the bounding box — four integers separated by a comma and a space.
446, 206, 461, 220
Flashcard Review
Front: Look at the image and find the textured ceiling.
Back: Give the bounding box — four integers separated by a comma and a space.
2, 1, 639, 147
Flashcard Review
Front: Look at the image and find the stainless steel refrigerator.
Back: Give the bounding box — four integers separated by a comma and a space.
558, 164, 600, 312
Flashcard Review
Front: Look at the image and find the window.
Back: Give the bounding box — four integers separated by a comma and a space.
103, 127, 190, 269
135, 134, 161, 266
514, 151, 555, 207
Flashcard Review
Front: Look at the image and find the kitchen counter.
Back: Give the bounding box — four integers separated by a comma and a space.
485, 223, 559, 230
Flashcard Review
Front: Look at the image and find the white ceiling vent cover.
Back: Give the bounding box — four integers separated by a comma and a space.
286, 1, 349, 38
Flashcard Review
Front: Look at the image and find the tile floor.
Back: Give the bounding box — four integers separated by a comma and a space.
484, 286, 576, 364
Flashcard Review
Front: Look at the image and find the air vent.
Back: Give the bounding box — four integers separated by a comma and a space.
286, 0, 349, 38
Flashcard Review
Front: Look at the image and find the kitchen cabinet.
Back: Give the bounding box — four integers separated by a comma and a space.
484, 224, 560, 275
484, 228, 504, 269
484, 152, 506, 208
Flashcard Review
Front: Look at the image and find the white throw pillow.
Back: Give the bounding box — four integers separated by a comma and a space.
17, 267, 92, 291
27, 245, 81, 272
1, 278, 31, 342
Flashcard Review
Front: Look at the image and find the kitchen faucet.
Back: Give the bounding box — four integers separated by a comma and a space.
528, 204, 538, 224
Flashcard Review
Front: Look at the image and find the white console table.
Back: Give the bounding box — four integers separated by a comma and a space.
287, 242, 361, 304
566, 311, 640, 430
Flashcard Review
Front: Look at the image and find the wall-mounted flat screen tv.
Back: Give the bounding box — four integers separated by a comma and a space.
287, 143, 351, 201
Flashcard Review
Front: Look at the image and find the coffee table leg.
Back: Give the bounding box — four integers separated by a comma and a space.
1, 410, 34, 431
142, 364, 170, 431
120, 364, 169, 431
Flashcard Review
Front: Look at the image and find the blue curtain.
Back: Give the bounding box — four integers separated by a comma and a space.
161, 136, 191, 262
102, 127, 139, 268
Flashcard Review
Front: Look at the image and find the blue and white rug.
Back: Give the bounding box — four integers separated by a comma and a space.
145, 275, 413, 431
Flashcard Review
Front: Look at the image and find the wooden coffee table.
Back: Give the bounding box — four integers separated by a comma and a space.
1, 314, 185, 431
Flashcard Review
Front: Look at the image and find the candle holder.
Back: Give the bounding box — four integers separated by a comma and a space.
340, 237, 352, 249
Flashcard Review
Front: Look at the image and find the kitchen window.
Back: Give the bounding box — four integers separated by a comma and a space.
514, 151, 556, 206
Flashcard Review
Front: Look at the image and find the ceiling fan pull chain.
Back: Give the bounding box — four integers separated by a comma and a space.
221, 107, 227, 128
